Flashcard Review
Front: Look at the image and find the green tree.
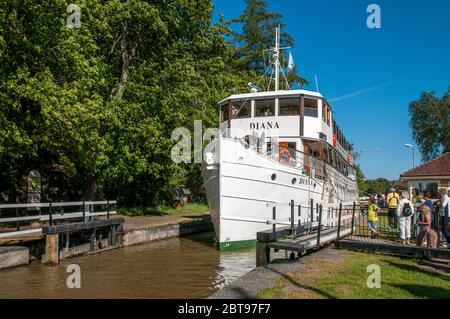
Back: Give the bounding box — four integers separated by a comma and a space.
355, 165, 367, 197
229, 0, 308, 88
366, 178, 391, 195
0, 0, 250, 205
409, 88, 450, 162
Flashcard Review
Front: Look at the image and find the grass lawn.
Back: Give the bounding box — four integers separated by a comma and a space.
118, 202, 209, 217
259, 251, 450, 299
164, 202, 209, 216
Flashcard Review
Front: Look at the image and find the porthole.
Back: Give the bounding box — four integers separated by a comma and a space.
271, 173, 277, 181
292, 178, 297, 185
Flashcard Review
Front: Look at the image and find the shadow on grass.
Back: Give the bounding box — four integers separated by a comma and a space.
386, 260, 450, 281
264, 265, 338, 299
389, 284, 450, 299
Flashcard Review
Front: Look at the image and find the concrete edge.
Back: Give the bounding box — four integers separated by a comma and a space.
0, 246, 30, 270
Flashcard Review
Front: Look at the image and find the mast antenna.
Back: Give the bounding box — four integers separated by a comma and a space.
263, 25, 291, 92
274, 25, 280, 91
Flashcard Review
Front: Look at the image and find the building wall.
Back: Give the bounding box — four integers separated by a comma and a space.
403, 177, 450, 199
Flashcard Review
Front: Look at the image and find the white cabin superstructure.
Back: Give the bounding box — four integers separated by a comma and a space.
202, 27, 359, 250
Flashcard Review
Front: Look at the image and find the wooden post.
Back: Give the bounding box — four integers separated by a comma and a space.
310, 198, 314, 232
106, 200, 110, 219
272, 206, 276, 233
317, 205, 323, 247
351, 202, 356, 235
336, 203, 343, 247
90, 229, 96, 252
256, 242, 270, 267
298, 205, 302, 227
49, 202, 53, 226
42, 234, 59, 264
290, 200, 295, 236
82, 201, 86, 222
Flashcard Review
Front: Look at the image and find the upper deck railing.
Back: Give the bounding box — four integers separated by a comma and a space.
231, 136, 356, 183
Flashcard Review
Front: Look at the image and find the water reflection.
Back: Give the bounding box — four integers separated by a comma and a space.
0, 232, 255, 299
215, 249, 256, 290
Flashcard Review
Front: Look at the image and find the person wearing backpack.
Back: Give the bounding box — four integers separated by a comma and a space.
397, 191, 414, 245
386, 188, 400, 229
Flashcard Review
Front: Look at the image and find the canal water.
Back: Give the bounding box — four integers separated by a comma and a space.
0, 232, 256, 298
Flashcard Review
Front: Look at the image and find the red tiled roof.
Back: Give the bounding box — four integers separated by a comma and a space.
400, 152, 450, 178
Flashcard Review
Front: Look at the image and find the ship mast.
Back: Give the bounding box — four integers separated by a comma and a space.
274, 25, 280, 91
271, 25, 290, 92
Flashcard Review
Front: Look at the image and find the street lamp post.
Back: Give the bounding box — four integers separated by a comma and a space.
405, 144, 415, 168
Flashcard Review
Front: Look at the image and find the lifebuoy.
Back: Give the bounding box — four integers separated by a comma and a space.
280, 149, 291, 164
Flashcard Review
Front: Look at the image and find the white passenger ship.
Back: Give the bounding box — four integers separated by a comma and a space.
202, 27, 359, 250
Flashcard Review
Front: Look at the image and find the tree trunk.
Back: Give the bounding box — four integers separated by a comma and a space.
83, 178, 97, 201
109, 22, 137, 100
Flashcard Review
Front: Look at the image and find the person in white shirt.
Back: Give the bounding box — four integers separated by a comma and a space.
397, 191, 414, 245
437, 188, 450, 248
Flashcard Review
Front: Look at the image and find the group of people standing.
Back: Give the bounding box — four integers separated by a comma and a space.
367, 188, 450, 248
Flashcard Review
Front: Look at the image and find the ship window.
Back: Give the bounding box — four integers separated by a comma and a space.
304, 98, 318, 117
232, 100, 251, 119
326, 107, 331, 126
279, 98, 299, 116
220, 103, 229, 123
322, 103, 326, 122
322, 101, 331, 126
255, 99, 275, 117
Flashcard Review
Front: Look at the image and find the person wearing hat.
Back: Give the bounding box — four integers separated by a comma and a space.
386, 188, 400, 229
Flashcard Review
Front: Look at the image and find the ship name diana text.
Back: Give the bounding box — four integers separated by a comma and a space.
250, 121, 280, 130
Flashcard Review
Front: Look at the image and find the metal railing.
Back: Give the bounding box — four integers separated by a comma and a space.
266, 199, 357, 241
236, 136, 357, 183
350, 206, 439, 241
256, 199, 358, 265
227, 137, 359, 203
0, 200, 117, 238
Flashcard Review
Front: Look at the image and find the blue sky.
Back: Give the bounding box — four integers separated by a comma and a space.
212, 0, 450, 180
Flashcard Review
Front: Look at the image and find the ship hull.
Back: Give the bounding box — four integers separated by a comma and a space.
202, 138, 359, 251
